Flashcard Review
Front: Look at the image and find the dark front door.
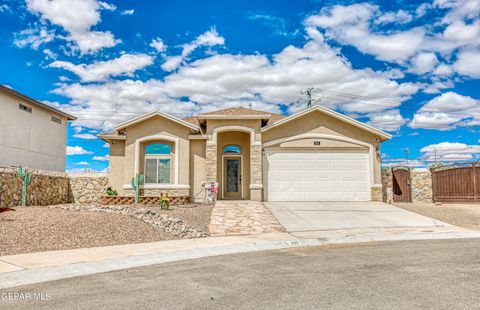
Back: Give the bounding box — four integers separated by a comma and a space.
393, 168, 412, 203
223, 157, 242, 199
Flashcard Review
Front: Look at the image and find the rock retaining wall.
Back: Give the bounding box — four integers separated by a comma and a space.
382, 168, 433, 204
0, 168, 108, 207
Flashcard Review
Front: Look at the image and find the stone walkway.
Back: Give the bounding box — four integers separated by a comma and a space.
209, 200, 285, 236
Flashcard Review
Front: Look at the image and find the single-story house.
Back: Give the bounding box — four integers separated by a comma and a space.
0, 84, 76, 172
99, 106, 391, 202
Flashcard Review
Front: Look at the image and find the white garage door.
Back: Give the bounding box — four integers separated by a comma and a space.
266, 151, 370, 201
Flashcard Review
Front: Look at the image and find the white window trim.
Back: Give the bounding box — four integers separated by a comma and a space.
135, 134, 179, 185
144, 153, 174, 184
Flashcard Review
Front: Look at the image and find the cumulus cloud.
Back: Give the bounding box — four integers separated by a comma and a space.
24, 0, 119, 54
420, 142, 480, 162
75, 161, 90, 166
161, 27, 225, 71
52, 29, 417, 131
410, 92, 480, 130
14, 26, 56, 49
367, 110, 406, 132
49, 53, 154, 82
73, 133, 97, 140
150, 38, 167, 53
66, 146, 93, 155
453, 49, 480, 78
121, 9, 135, 15
93, 154, 110, 161
409, 52, 439, 74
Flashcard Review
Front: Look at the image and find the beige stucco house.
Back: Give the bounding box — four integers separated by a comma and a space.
99, 106, 391, 202
0, 85, 76, 172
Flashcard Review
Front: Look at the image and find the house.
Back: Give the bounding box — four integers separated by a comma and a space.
0, 84, 76, 172
99, 106, 391, 202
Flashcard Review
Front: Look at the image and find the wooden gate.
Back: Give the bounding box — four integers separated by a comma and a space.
392, 167, 412, 203
431, 164, 480, 203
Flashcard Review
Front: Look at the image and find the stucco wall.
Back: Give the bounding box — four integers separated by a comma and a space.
206, 119, 262, 134
122, 115, 194, 187
262, 110, 383, 185
0, 91, 68, 172
189, 139, 207, 202
108, 140, 125, 195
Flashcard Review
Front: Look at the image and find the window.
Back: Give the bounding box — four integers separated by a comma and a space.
223, 145, 241, 153
51, 116, 62, 124
144, 143, 173, 184
19, 104, 32, 113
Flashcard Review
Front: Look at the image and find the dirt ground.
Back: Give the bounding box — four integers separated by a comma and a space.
394, 203, 480, 230
0, 204, 214, 256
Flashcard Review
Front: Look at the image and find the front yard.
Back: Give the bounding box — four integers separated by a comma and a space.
394, 203, 480, 230
0, 203, 214, 256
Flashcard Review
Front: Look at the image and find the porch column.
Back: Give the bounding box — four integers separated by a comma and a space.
250, 132, 263, 201
206, 137, 217, 184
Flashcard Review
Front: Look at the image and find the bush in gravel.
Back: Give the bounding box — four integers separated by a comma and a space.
106, 187, 118, 197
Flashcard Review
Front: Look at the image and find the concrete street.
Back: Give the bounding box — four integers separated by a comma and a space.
2, 238, 480, 309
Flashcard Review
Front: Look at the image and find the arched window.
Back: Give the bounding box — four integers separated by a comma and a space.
145, 143, 173, 184
223, 145, 241, 153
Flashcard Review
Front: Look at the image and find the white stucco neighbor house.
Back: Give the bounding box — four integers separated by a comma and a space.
0, 84, 76, 172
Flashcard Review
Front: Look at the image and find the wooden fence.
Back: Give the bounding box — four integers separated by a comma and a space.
431, 164, 480, 203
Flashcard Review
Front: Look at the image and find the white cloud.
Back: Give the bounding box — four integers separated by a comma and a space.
420, 142, 480, 162
73, 133, 97, 140
367, 110, 406, 132
150, 38, 167, 53
14, 26, 56, 49
305, 3, 425, 63
53, 30, 417, 131
409, 52, 439, 74
93, 154, 110, 161
66, 146, 93, 155
103, 142, 110, 148
453, 49, 480, 78
25, 0, 119, 54
72, 126, 83, 133
161, 27, 225, 71
410, 92, 480, 130
121, 9, 135, 15
375, 10, 413, 25
75, 161, 90, 166
0, 4, 11, 13
49, 54, 154, 82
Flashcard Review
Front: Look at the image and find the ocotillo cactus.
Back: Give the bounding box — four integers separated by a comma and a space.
17, 166, 32, 207
131, 173, 144, 204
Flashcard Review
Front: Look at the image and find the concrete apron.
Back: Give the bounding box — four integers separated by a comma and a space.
2, 228, 480, 289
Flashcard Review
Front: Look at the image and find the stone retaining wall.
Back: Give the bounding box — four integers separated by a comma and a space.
0, 167, 70, 207
0, 168, 109, 207
382, 168, 433, 204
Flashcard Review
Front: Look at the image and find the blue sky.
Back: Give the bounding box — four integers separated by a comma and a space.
0, 0, 479, 172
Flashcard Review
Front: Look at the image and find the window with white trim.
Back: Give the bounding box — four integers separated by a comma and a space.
144, 143, 173, 184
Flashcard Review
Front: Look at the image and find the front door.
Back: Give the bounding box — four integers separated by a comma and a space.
223, 157, 242, 199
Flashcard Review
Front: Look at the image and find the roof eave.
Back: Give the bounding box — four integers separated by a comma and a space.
197, 115, 271, 120
261, 106, 392, 140
114, 111, 200, 131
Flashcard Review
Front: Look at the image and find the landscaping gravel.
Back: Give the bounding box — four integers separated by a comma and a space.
395, 203, 480, 230
0, 203, 214, 256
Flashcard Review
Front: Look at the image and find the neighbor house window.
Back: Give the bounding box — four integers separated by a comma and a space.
51, 116, 62, 124
19, 104, 32, 113
144, 143, 173, 184
223, 145, 241, 153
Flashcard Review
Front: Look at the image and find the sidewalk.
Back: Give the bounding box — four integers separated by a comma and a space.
2, 228, 480, 289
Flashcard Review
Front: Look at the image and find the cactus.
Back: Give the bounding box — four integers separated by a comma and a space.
17, 166, 32, 207
131, 173, 144, 204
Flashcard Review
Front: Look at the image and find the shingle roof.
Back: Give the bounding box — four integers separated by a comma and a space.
196, 107, 274, 117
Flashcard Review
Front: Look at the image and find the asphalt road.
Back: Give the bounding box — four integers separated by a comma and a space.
2, 238, 480, 309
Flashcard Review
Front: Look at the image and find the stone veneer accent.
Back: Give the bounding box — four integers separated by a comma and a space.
0, 167, 70, 208
250, 144, 262, 185
205, 143, 217, 183
382, 168, 433, 203
123, 188, 190, 197
69, 173, 109, 204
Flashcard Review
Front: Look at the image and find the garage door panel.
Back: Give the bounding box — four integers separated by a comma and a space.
267, 151, 370, 202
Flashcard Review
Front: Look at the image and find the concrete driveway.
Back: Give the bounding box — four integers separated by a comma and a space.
265, 201, 452, 237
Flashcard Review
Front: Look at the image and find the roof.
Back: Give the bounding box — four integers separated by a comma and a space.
97, 131, 126, 142
0, 84, 77, 120
114, 110, 200, 131
261, 105, 392, 140
196, 107, 274, 119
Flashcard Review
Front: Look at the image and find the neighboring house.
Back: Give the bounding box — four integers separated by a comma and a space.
0, 85, 76, 172
99, 106, 391, 202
